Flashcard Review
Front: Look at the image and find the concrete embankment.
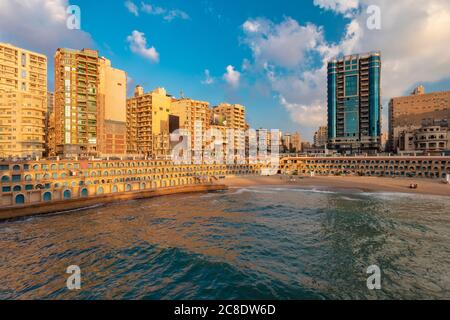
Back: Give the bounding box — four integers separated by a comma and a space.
0, 184, 227, 221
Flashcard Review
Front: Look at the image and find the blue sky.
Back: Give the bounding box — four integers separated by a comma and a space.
1, 0, 449, 141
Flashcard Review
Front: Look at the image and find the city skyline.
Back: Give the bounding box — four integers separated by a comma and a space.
1, 0, 450, 141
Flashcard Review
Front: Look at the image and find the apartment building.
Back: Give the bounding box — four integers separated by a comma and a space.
0, 43, 47, 158
126, 86, 172, 158
212, 103, 246, 154
53, 48, 100, 157
171, 98, 211, 155
314, 126, 328, 147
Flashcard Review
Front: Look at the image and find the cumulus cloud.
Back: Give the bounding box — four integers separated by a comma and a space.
201, 69, 214, 85
127, 30, 159, 63
241, 0, 450, 138
125, 1, 190, 21
0, 0, 94, 59
223, 65, 241, 88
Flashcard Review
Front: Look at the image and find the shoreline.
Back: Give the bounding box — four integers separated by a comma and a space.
0, 184, 227, 222
222, 175, 450, 198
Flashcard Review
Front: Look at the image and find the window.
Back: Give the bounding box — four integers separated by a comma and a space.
21, 53, 26, 67
21, 70, 26, 79
345, 75, 358, 96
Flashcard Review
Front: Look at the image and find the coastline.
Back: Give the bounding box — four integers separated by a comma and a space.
222, 175, 450, 197
0, 184, 228, 222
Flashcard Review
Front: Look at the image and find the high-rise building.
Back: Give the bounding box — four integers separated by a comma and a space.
171, 98, 210, 155
53, 48, 126, 157
327, 52, 381, 154
313, 126, 328, 147
388, 86, 450, 152
126, 86, 172, 158
53, 48, 100, 157
212, 103, 246, 154
0, 43, 47, 158
98, 57, 127, 156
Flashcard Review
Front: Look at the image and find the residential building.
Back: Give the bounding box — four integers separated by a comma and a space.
327, 52, 382, 154
399, 119, 449, 155
53, 48, 100, 157
126, 86, 172, 158
212, 103, 246, 154
171, 97, 210, 156
44, 92, 54, 156
313, 126, 328, 147
0, 43, 47, 159
388, 86, 450, 152
291, 132, 302, 153
98, 57, 127, 156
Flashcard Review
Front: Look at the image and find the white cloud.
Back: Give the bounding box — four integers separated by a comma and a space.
201, 69, 214, 85
313, 0, 359, 16
223, 65, 241, 88
0, 0, 93, 59
242, 0, 450, 139
125, 0, 139, 16
127, 30, 159, 63
125, 1, 190, 21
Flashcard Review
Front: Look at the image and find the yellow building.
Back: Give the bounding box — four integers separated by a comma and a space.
98, 57, 127, 156
212, 103, 246, 153
53, 49, 126, 157
0, 43, 47, 158
126, 86, 172, 158
171, 97, 211, 155
54, 48, 100, 157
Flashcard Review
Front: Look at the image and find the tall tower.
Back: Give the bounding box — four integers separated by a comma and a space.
327, 52, 381, 154
0, 43, 47, 158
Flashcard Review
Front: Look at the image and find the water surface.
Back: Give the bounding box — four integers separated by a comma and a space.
1, 186, 449, 299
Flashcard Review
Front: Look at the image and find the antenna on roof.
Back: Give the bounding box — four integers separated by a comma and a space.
180, 90, 185, 99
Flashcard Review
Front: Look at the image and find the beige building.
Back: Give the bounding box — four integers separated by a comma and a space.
126, 86, 172, 158
53, 48, 126, 157
0, 43, 47, 158
399, 119, 449, 155
98, 57, 127, 156
212, 103, 246, 153
388, 86, 450, 152
291, 132, 302, 152
314, 126, 328, 148
171, 98, 211, 155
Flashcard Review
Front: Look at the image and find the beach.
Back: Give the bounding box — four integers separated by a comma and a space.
222, 175, 450, 197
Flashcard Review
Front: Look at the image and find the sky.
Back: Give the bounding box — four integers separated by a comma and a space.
0, 0, 449, 141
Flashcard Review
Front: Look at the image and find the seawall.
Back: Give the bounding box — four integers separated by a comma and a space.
0, 184, 227, 221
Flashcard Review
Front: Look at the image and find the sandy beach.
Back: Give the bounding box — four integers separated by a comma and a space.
222, 175, 450, 197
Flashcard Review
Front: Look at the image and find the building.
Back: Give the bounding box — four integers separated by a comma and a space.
399, 119, 449, 155
53, 48, 127, 157
53, 48, 100, 157
98, 58, 127, 156
281, 156, 450, 179
313, 126, 328, 147
327, 52, 382, 154
291, 132, 302, 153
0, 43, 47, 159
388, 86, 450, 152
126, 86, 173, 158
212, 103, 246, 154
44, 92, 54, 156
171, 98, 211, 156
282, 133, 291, 153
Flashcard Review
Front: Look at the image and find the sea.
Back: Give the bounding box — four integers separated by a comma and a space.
1, 185, 449, 299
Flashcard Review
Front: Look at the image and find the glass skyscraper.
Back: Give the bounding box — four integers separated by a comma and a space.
327, 52, 381, 154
